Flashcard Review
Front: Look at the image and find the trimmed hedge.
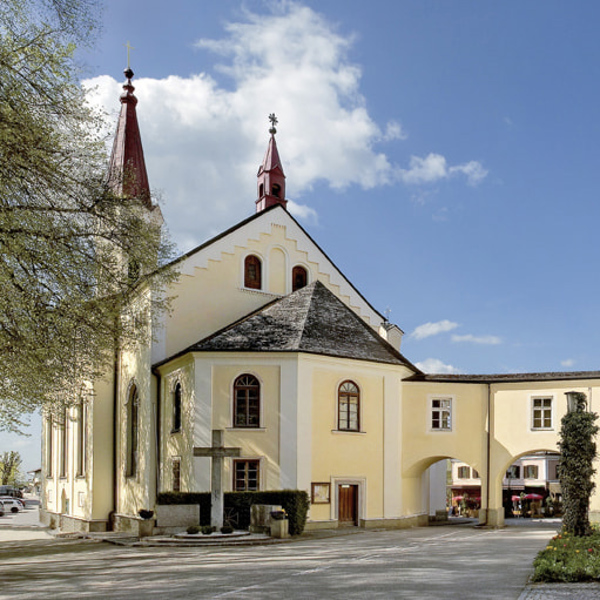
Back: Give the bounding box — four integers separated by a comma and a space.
157, 489, 310, 535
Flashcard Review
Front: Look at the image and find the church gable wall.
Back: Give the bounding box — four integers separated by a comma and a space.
159, 210, 385, 363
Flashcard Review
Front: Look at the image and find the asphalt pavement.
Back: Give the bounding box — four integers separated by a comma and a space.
1, 509, 600, 599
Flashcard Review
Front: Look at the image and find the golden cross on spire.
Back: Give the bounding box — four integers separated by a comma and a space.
268, 113, 278, 134
125, 41, 135, 69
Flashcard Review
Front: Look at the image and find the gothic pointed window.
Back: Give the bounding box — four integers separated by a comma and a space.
126, 384, 139, 478
59, 408, 67, 478
234, 374, 260, 428
272, 183, 281, 198
244, 255, 262, 290
338, 381, 360, 431
292, 266, 308, 291
76, 401, 87, 477
173, 382, 182, 433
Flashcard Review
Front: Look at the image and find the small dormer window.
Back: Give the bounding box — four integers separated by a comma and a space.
292, 266, 308, 291
244, 255, 262, 289
272, 184, 281, 198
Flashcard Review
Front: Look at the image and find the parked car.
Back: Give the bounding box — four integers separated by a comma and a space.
0, 497, 22, 513
0, 496, 24, 507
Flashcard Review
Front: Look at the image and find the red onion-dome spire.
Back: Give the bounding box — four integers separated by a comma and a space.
107, 66, 152, 209
256, 113, 287, 213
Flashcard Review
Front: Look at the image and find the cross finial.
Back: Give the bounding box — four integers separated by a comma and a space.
125, 41, 135, 69
268, 113, 278, 134
384, 306, 392, 322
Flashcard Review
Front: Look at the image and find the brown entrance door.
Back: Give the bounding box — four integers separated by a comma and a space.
338, 484, 359, 525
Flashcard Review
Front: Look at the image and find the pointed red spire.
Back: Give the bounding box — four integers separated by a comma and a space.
107, 67, 152, 208
256, 114, 287, 213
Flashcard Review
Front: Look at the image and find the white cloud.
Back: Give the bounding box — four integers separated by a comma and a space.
287, 200, 318, 224
83, 2, 487, 251
411, 320, 459, 340
415, 358, 461, 374
399, 153, 488, 186
561, 359, 575, 368
381, 120, 408, 142
451, 334, 501, 345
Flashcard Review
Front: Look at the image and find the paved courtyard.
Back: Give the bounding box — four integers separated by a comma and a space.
0, 519, 560, 600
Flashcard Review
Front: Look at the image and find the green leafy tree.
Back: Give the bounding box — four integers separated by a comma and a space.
0, 0, 177, 432
558, 392, 599, 536
0, 451, 23, 486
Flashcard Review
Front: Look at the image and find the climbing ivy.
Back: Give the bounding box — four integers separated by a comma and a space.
558, 392, 599, 536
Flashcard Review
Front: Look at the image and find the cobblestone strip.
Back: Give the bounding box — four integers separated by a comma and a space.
519, 583, 600, 599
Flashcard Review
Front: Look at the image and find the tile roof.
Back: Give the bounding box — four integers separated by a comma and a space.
181, 280, 417, 368
406, 371, 600, 384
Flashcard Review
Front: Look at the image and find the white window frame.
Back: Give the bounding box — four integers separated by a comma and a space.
531, 395, 554, 431
430, 396, 453, 432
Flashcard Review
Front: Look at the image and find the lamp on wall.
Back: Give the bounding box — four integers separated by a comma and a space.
565, 391, 587, 413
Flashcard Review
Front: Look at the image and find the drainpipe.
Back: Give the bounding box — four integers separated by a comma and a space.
111, 342, 121, 531
483, 383, 492, 526
153, 368, 162, 499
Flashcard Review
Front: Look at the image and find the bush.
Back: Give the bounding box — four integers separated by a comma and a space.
186, 525, 200, 535
157, 489, 310, 535
220, 525, 234, 534
201, 525, 215, 535
559, 394, 599, 537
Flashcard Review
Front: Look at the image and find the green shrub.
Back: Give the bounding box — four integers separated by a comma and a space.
220, 525, 234, 534
186, 525, 200, 535
201, 525, 214, 535
559, 393, 599, 537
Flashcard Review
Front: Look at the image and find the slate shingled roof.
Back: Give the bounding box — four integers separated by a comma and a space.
181, 280, 416, 368
406, 371, 600, 384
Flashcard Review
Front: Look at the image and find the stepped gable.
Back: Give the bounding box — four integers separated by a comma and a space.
187, 280, 413, 367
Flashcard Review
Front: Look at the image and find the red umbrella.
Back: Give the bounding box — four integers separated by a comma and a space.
453, 496, 464, 502
524, 493, 543, 500
511, 495, 521, 502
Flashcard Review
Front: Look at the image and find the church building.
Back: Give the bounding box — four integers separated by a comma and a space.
41, 69, 600, 534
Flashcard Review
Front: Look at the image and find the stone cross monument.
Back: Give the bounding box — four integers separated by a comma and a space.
193, 430, 241, 528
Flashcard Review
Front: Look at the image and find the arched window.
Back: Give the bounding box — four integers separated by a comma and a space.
59, 408, 67, 478
173, 383, 182, 432
76, 401, 87, 477
272, 183, 281, 198
234, 374, 260, 428
338, 380, 360, 431
126, 384, 139, 477
292, 266, 308, 291
244, 255, 262, 290
259, 183, 264, 197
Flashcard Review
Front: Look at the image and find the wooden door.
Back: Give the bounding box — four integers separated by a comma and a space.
338, 484, 358, 525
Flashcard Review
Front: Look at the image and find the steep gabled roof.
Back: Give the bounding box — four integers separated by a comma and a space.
156, 281, 419, 370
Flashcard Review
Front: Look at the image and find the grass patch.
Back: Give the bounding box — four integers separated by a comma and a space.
532, 529, 600, 582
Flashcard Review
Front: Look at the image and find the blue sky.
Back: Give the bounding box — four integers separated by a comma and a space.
6, 0, 600, 471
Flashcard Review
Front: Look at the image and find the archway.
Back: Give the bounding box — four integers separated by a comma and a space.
496, 450, 561, 524
420, 456, 485, 522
